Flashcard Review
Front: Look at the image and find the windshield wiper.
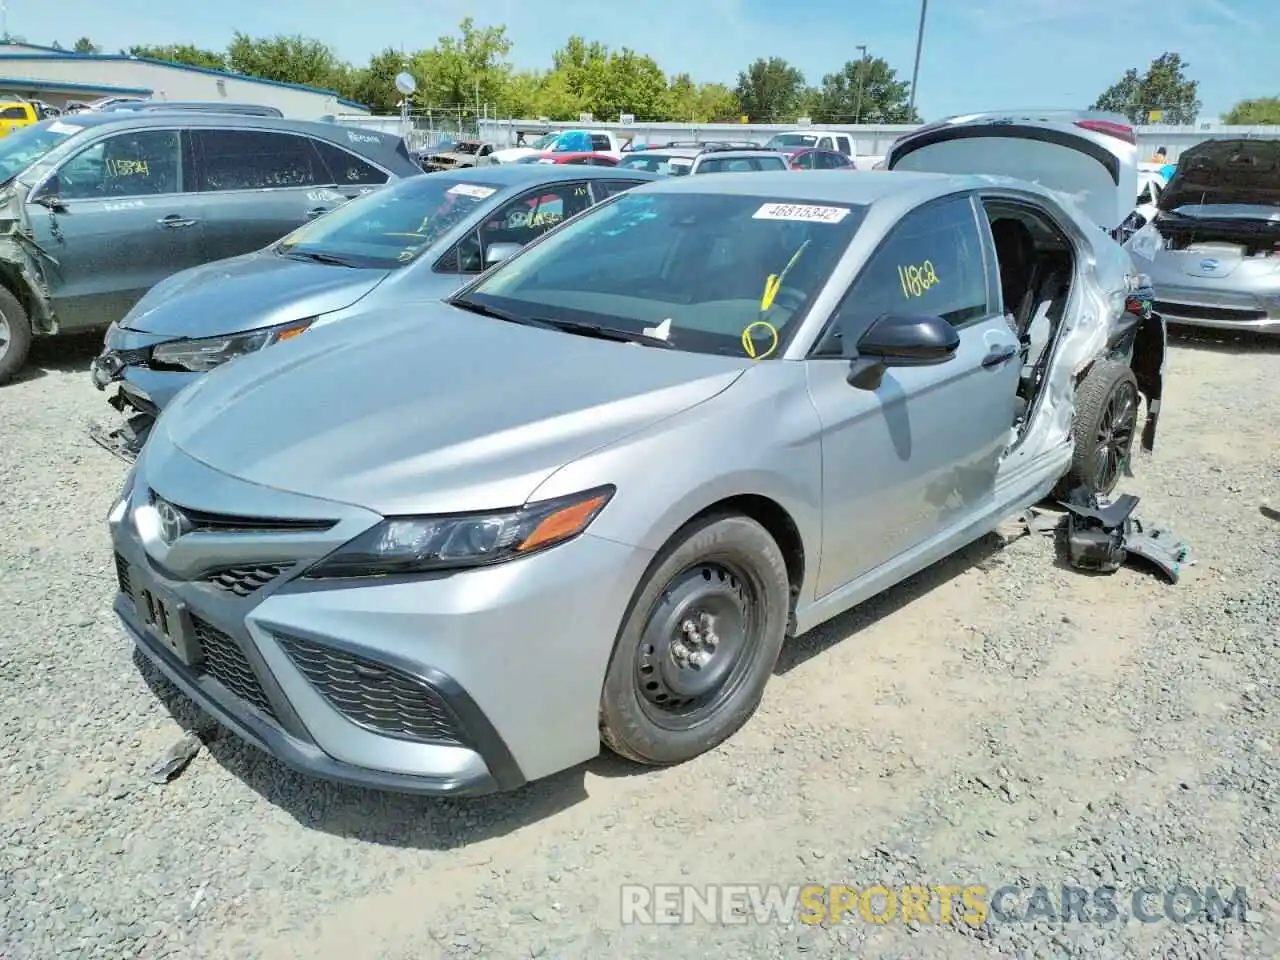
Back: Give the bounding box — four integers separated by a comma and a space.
449, 298, 674, 348
280, 249, 359, 268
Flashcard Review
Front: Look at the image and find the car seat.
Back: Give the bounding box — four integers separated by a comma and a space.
989, 218, 1037, 333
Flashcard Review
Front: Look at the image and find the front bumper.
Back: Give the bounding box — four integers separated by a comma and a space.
108, 448, 650, 794
1142, 273, 1280, 334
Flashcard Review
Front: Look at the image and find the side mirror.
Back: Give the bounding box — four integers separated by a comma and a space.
484, 241, 522, 266
846, 313, 959, 389
33, 176, 65, 211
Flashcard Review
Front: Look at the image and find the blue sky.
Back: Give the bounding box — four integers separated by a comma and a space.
8, 0, 1278, 119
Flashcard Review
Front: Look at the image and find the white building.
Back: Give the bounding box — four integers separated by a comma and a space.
0, 43, 369, 119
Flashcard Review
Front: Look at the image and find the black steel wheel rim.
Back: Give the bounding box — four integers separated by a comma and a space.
1094, 380, 1138, 492
634, 560, 761, 731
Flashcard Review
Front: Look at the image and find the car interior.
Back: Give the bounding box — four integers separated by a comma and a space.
984, 201, 1076, 433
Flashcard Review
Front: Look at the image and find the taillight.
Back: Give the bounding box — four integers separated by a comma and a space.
1074, 119, 1136, 144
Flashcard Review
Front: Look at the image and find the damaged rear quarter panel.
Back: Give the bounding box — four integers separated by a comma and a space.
0, 171, 61, 336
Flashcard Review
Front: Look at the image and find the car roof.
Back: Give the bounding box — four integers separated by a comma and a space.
633, 169, 988, 203
29, 113, 416, 173
697, 150, 786, 160
423, 164, 662, 186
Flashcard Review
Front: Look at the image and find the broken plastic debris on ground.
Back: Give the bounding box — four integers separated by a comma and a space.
1019, 487, 1193, 584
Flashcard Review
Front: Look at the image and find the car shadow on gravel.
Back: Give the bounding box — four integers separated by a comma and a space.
774, 531, 1006, 675
1167, 326, 1280, 355
132, 648, 599, 847
9, 331, 102, 384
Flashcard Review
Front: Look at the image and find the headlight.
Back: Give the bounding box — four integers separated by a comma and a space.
150, 319, 314, 373
304, 485, 615, 579
1126, 222, 1162, 261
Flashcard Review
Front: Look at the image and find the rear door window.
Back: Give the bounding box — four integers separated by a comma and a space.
310, 137, 389, 186
793, 152, 815, 170
835, 136, 853, 156
192, 129, 325, 191
818, 137, 834, 151
55, 129, 182, 199
0, 106, 29, 120
590, 134, 612, 151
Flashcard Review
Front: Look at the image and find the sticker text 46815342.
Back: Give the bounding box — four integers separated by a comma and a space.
753, 203, 850, 224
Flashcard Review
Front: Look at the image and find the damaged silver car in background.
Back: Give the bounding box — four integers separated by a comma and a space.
1125, 138, 1280, 335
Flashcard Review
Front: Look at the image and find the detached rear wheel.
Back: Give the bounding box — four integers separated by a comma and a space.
0, 286, 33, 386
600, 513, 790, 766
1065, 359, 1140, 497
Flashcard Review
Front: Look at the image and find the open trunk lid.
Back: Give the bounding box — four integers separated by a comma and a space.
885, 111, 1139, 231
1158, 138, 1280, 213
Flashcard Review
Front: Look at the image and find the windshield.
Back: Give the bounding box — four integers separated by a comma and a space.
528, 133, 558, 150
695, 155, 789, 174
455, 142, 481, 155
458, 191, 868, 358
765, 134, 820, 150
617, 153, 695, 176
276, 176, 504, 269
0, 119, 83, 184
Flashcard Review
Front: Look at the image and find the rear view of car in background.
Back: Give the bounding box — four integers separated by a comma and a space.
1125, 138, 1280, 335
0, 112, 421, 385
787, 149, 856, 171
89, 165, 660, 456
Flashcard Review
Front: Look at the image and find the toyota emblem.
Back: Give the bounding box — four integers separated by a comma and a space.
154, 497, 190, 545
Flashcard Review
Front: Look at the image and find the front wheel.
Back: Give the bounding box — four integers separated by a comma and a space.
0, 286, 33, 386
599, 513, 790, 766
1063, 359, 1140, 498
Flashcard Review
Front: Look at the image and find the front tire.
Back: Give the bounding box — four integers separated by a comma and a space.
0, 285, 33, 386
1064, 359, 1140, 498
599, 513, 790, 766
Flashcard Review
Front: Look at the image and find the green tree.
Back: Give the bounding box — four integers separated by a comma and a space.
72, 37, 99, 53
227, 33, 344, 89
127, 44, 227, 70
1091, 52, 1201, 124
1222, 97, 1280, 125
734, 57, 806, 121
666, 75, 740, 122
814, 55, 919, 124
346, 48, 407, 113
410, 18, 513, 113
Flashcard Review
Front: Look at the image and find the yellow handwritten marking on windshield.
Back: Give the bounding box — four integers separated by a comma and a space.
741, 321, 779, 360
760, 274, 782, 312
760, 241, 812, 312
898, 260, 940, 298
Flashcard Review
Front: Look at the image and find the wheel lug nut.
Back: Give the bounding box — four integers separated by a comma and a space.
704, 632, 718, 650
689, 650, 711, 668
670, 641, 689, 662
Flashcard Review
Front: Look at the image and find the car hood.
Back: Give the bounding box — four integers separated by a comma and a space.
1160, 139, 1280, 212
492, 147, 538, 163
161, 303, 746, 515
120, 250, 391, 337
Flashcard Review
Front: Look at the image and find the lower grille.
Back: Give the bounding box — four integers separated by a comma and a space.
1154, 301, 1268, 323
190, 616, 277, 720
204, 564, 292, 597
114, 552, 132, 596
277, 634, 469, 747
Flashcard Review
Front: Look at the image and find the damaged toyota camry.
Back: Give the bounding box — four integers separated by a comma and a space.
108, 133, 1165, 796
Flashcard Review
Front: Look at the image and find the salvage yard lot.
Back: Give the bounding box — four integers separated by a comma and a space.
1, 331, 1277, 960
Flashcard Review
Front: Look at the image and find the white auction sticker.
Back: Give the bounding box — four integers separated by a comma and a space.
447, 183, 498, 199
753, 202, 850, 224
47, 120, 84, 136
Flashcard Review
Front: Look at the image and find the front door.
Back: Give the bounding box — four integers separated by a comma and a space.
26, 127, 204, 331
807, 193, 1022, 597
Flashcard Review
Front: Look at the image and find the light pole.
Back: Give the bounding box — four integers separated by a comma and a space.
853, 45, 868, 125
908, 0, 928, 117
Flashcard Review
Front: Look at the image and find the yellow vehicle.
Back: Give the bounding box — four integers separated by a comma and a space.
0, 100, 38, 138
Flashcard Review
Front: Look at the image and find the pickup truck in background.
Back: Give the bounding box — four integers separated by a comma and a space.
490, 129, 623, 164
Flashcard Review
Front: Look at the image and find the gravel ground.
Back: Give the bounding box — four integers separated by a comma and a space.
1, 329, 1278, 960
